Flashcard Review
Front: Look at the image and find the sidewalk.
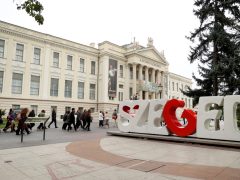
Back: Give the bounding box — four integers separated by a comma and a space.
0, 136, 239, 180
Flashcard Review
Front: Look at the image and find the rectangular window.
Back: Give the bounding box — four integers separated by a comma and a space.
12, 73, 23, 94
91, 61, 96, 75
90, 108, 95, 113
119, 84, 124, 89
16, 43, 24, 61
0, 39, 5, 58
50, 78, 59, 96
12, 104, 20, 111
181, 84, 183, 90
120, 65, 123, 78
172, 82, 174, 91
89, 83, 96, 100
0, 71, 3, 93
176, 83, 179, 92
53, 52, 59, 67
65, 106, 71, 112
78, 82, 84, 99
80, 58, 84, 73
65, 80, 72, 98
33, 47, 41, 64
30, 105, 38, 115
67, 55, 72, 70
30, 75, 40, 95
118, 92, 123, 101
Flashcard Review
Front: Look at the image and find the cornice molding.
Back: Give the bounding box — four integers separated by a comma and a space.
99, 51, 127, 61
0, 25, 99, 57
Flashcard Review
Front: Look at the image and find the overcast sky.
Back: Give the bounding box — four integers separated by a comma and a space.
0, 0, 199, 82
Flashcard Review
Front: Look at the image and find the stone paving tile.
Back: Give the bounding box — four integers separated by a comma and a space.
116, 159, 145, 168
88, 166, 146, 180
152, 163, 225, 179
130, 161, 165, 172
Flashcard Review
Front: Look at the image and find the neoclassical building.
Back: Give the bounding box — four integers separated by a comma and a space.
0, 21, 192, 118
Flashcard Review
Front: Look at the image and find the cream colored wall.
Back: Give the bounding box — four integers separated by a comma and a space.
0, 21, 99, 115
168, 73, 193, 108
0, 21, 193, 116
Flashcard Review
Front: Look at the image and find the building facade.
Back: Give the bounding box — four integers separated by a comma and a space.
0, 21, 192, 118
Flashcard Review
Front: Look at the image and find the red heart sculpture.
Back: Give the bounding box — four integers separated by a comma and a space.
122, 104, 140, 117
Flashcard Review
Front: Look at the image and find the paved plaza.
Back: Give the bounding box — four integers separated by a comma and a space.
0, 123, 240, 179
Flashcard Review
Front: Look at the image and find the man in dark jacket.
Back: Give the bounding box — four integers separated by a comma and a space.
68, 108, 76, 131
48, 109, 58, 128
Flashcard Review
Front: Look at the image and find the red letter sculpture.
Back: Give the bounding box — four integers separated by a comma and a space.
162, 99, 196, 137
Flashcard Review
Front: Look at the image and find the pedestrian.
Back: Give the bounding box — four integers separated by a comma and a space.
16, 108, 30, 135
104, 111, 109, 128
99, 111, 104, 127
27, 109, 36, 130
76, 108, 83, 130
68, 108, 76, 131
81, 109, 87, 129
112, 109, 118, 127
37, 110, 46, 130
85, 109, 92, 131
62, 111, 70, 130
3, 108, 15, 132
48, 108, 58, 128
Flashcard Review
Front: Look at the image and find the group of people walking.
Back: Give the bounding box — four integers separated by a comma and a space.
62, 108, 92, 131
0, 107, 118, 134
99, 109, 118, 128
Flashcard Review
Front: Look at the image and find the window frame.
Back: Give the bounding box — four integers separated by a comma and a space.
53, 52, 59, 68
67, 55, 73, 70
0, 39, 5, 58
33, 47, 41, 65
89, 83, 96, 100
15, 43, 24, 62
64, 80, 72, 98
50, 78, 59, 97
30, 75, 40, 95
80, 58, 85, 73
12, 73, 23, 94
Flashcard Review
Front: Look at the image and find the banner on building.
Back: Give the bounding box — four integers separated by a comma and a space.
108, 59, 118, 97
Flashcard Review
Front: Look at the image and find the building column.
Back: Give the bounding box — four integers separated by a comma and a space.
138, 65, 143, 99
145, 67, 149, 99
156, 70, 161, 99
133, 63, 137, 96
125, 63, 130, 100
151, 69, 155, 83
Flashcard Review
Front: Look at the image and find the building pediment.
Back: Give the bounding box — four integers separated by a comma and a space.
136, 47, 169, 65
125, 47, 169, 66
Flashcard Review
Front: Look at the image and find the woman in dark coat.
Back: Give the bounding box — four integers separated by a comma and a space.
85, 109, 92, 131
16, 108, 30, 135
